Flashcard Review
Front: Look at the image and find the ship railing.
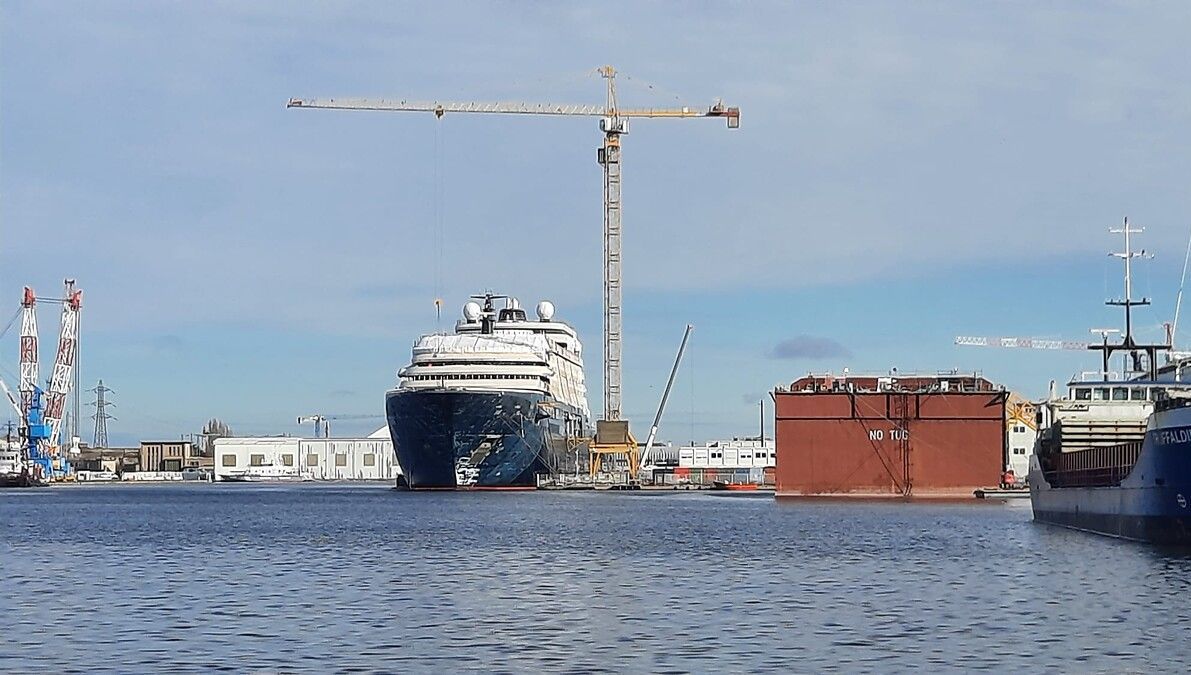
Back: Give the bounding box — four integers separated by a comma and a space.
1043, 440, 1142, 488
776, 380, 1004, 395
1045, 466, 1133, 488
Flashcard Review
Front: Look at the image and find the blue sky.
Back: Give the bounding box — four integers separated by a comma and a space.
2, 2, 1191, 445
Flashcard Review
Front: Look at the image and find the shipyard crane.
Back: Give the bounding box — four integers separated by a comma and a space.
638, 324, 693, 469
954, 336, 1091, 351
289, 65, 739, 475
956, 327, 1161, 379
297, 413, 384, 438
14, 281, 83, 478
44, 280, 83, 450
297, 415, 327, 438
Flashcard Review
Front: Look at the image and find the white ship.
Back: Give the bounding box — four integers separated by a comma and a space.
386, 293, 591, 489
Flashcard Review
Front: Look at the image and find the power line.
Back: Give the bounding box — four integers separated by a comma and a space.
87, 379, 116, 448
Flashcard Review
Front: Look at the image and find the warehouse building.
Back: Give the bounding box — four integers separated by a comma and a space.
213, 428, 400, 481
139, 440, 197, 472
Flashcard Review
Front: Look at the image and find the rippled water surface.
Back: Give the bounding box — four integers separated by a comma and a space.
3, 483, 1191, 673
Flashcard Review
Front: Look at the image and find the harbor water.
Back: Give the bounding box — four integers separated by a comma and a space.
4, 484, 1191, 672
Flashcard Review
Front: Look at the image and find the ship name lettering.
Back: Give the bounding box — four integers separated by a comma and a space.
1155, 427, 1191, 445
868, 429, 909, 441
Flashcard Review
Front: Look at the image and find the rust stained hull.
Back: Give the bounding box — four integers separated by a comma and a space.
774, 386, 1006, 498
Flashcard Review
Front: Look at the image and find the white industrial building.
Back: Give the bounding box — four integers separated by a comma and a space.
642, 438, 776, 487
678, 438, 775, 469
214, 428, 400, 481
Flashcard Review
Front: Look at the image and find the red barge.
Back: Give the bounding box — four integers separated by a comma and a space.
773, 371, 1007, 498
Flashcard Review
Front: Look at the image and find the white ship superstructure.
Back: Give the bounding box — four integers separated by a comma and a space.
397, 296, 590, 422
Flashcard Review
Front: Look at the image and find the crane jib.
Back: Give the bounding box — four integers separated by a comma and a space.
286, 98, 739, 126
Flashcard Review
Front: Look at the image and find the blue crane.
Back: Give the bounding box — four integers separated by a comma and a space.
24, 388, 52, 480
0, 377, 52, 484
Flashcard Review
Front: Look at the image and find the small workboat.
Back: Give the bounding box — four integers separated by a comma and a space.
711, 480, 759, 491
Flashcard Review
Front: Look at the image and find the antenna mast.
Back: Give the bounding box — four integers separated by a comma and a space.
1095, 218, 1166, 378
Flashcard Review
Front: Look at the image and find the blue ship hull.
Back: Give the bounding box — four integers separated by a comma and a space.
1030, 405, 1191, 545
386, 389, 560, 489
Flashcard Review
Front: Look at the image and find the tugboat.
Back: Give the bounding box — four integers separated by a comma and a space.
386, 293, 590, 489
1030, 220, 1191, 544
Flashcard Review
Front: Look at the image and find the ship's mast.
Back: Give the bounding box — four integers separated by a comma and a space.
1094, 218, 1168, 379
471, 292, 506, 335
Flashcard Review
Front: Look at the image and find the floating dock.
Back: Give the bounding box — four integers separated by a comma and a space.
774, 372, 1007, 498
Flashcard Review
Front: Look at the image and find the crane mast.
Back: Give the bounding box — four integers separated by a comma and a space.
288, 65, 738, 476
43, 280, 82, 449
19, 287, 38, 417
599, 66, 625, 422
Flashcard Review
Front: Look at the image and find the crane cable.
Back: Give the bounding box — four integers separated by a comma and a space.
1172, 223, 1191, 350
433, 117, 444, 329
0, 305, 22, 341
689, 341, 695, 445
0, 306, 25, 412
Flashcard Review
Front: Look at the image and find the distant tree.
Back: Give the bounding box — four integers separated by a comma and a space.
199, 418, 233, 456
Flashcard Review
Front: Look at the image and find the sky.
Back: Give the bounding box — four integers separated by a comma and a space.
2, 1, 1191, 446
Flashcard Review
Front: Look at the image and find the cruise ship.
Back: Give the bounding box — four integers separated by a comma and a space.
386, 293, 591, 489
1030, 221, 1191, 544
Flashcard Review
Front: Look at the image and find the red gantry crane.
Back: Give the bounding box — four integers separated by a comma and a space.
289, 66, 739, 476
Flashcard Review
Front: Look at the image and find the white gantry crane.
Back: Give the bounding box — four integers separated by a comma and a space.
289, 65, 739, 470
954, 336, 1091, 351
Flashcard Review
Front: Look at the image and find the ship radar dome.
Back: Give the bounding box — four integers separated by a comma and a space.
536, 300, 555, 321
462, 301, 482, 322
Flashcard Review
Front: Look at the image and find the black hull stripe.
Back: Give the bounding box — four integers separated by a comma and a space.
1033, 509, 1191, 545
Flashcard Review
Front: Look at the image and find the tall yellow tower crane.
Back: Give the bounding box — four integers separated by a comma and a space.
288, 66, 739, 479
